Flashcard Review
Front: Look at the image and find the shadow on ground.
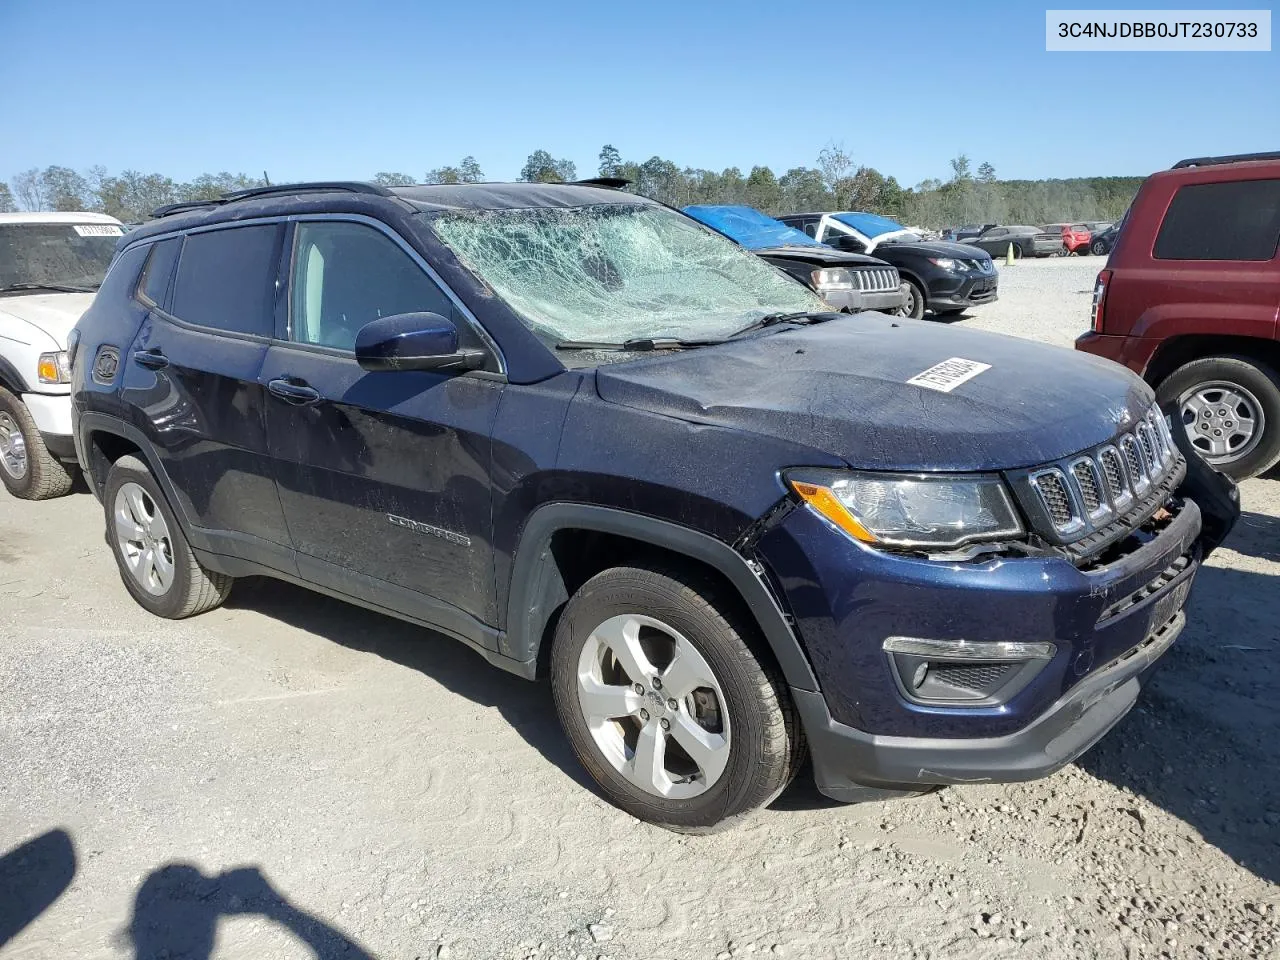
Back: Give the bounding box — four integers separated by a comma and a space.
0, 828, 76, 949
128, 863, 372, 959
224, 577, 599, 795
1077, 554, 1280, 886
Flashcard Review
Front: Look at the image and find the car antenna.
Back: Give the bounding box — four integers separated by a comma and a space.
263, 170, 272, 186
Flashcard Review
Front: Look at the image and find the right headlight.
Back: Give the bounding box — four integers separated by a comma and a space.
810, 267, 854, 292
785, 469, 1024, 550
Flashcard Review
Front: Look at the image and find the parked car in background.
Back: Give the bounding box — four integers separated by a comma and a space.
1084, 221, 1113, 237
1042, 223, 1093, 256
963, 225, 1064, 259
1077, 152, 1280, 481
776, 211, 998, 319
0, 212, 124, 499
1090, 222, 1122, 256
71, 180, 1237, 832
942, 224, 994, 243
683, 205, 903, 314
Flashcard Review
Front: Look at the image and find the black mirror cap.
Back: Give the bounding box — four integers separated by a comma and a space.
354, 312, 486, 373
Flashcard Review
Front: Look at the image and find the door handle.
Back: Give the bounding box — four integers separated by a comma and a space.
268, 378, 321, 406
132, 348, 168, 370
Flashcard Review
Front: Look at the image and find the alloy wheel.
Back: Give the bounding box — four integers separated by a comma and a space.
0, 412, 27, 480
575, 613, 731, 800
1178, 380, 1264, 464
113, 482, 176, 595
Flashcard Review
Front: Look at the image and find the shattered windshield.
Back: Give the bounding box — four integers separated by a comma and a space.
430, 203, 824, 346
0, 223, 122, 292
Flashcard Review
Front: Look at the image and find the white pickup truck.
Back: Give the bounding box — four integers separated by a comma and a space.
0, 212, 124, 498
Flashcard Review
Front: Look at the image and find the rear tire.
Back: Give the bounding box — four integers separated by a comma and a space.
1156, 355, 1280, 481
1091, 240, 1107, 256
103, 455, 233, 618
550, 563, 803, 833
0, 387, 74, 500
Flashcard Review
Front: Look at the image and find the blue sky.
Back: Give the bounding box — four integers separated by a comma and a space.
1, 0, 1275, 187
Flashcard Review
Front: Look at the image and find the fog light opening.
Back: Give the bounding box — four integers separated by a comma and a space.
885, 636, 1057, 706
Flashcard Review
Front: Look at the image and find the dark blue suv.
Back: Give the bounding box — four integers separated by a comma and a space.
70, 181, 1238, 832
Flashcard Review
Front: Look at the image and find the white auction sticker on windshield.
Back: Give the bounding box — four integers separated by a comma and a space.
72, 224, 123, 237
907, 357, 992, 393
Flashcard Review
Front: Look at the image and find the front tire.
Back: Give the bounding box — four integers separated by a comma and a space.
899, 279, 927, 320
550, 564, 803, 833
1156, 355, 1280, 481
0, 387, 73, 500
103, 455, 233, 618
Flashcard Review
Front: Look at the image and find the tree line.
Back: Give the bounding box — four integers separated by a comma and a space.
1, 146, 1144, 228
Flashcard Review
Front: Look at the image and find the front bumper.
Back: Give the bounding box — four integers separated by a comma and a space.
925, 272, 999, 309
794, 611, 1184, 800
825, 287, 907, 314
22, 393, 76, 461
759, 489, 1205, 799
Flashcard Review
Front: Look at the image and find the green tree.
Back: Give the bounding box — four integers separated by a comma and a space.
598, 144, 623, 178
779, 167, 830, 212
96, 171, 180, 221
977, 161, 997, 183
40, 166, 92, 211
0, 182, 15, 213
458, 156, 484, 183
12, 169, 45, 210
744, 165, 781, 212
372, 172, 416, 186
424, 166, 461, 184
949, 154, 973, 184
520, 150, 576, 183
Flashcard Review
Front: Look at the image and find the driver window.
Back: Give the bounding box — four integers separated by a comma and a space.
290, 221, 452, 351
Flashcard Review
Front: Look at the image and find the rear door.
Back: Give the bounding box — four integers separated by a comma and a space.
259, 217, 504, 630
119, 223, 294, 572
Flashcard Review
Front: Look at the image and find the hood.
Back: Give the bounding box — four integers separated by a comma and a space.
0, 292, 95, 348
870, 238, 990, 259
593, 314, 1153, 472
757, 245, 887, 268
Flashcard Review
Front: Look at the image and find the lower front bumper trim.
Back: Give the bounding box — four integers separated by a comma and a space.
795, 611, 1185, 803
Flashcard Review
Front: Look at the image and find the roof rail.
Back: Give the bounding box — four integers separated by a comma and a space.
150, 181, 395, 220
573, 177, 632, 189
1172, 151, 1280, 169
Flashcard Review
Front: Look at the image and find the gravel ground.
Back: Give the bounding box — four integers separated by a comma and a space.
2, 258, 1277, 960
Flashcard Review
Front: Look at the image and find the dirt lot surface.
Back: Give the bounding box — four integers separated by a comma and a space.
2, 257, 1277, 959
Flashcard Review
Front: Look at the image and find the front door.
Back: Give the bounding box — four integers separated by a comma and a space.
119, 224, 294, 572
261, 218, 503, 631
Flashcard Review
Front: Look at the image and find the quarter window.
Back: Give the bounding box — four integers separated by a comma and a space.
170, 225, 283, 336
1154, 179, 1280, 261
136, 238, 182, 308
289, 221, 453, 351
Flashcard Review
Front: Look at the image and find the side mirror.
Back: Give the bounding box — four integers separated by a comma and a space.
354, 312, 485, 373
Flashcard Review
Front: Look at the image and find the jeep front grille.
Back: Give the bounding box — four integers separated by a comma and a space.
1014, 408, 1184, 557
850, 266, 900, 293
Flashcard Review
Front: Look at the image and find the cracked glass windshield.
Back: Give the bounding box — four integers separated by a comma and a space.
430, 202, 825, 347
0, 224, 120, 292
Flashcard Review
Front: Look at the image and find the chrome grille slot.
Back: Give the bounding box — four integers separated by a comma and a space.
1070, 458, 1106, 516
1121, 435, 1148, 492
1099, 446, 1128, 506
1030, 469, 1080, 532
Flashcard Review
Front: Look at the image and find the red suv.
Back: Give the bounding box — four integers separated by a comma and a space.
1043, 223, 1092, 256
1076, 152, 1280, 481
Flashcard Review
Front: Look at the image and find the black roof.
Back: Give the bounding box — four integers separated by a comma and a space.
390, 181, 651, 213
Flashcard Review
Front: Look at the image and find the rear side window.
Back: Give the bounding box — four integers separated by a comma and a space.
135, 238, 181, 308
1154, 179, 1280, 261
170, 225, 282, 336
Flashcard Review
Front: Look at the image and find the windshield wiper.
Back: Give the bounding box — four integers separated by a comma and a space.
726, 311, 835, 340
555, 336, 723, 352
0, 282, 99, 294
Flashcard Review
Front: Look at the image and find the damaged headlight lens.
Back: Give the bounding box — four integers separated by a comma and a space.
785, 470, 1024, 550
810, 268, 854, 292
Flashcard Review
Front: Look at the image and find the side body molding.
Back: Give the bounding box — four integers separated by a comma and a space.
502, 502, 818, 691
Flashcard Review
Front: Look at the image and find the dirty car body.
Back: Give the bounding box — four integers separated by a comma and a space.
71, 181, 1238, 827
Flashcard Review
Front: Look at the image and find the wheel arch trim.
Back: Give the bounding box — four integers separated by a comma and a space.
503, 502, 819, 692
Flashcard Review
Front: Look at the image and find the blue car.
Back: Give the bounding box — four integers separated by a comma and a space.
70, 180, 1236, 831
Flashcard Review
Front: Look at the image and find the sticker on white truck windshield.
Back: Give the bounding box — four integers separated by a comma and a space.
72, 224, 123, 237
907, 357, 992, 393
